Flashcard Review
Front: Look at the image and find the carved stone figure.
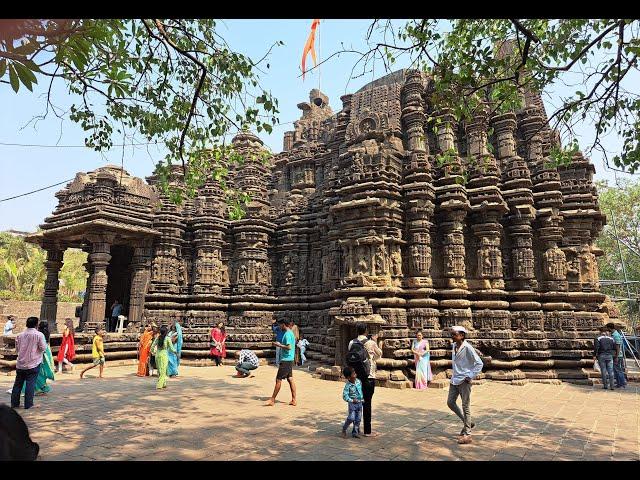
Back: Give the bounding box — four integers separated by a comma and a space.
390, 248, 402, 277
239, 264, 248, 284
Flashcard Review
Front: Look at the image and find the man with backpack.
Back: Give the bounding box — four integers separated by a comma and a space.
347, 323, 382, 437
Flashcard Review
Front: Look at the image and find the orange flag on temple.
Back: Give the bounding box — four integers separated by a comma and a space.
301, 19, 320, 81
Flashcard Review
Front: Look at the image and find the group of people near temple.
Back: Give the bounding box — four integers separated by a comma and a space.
593, 322, 628, 390
6, 317, 77, 406
3, 311, 632, 453
134, 321, 184, 389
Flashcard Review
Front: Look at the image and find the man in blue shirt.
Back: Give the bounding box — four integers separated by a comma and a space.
110, 300, 122, 333
447, 325, 483, 445
607, 323, 627, 388
272, 319, 285, 366
266, 319, 297, 406
608, 322, 627, 388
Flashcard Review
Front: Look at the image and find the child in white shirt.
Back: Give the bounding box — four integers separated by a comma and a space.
297, 337, 310, 365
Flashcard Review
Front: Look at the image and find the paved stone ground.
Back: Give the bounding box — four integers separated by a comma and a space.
1, 364, 639, 461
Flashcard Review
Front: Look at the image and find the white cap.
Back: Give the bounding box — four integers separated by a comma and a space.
450, 325, 467, 334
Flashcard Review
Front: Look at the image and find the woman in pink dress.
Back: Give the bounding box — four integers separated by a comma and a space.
210, 322, 227, 366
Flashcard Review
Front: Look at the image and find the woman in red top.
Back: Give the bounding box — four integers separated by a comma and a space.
56, 318, 76, 373
210, 322, 227, 366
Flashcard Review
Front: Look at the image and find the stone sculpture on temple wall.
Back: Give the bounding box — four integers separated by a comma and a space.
374, 245, 386, 276
543, 245, 567, 280
477, 239, 502, 279
152, 258, 161, 281
390, 247, 403, 277
579, 245, 599, 289
356, 254, 368, 275
566, 253, 580, 280
513, 249, 534, 279
238, 264, 248, 284
178, 261, 187, 287
221, 264, 230, 285
444, 244, 466, 279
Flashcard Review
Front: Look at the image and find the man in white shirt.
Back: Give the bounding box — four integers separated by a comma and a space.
447, 325, 483, 445
3, 315, 15, 335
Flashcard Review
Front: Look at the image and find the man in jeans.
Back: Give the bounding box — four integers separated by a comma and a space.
594, 326, 618, 390
608, 322, 627, 389
348, 323, 383, 437
233, 349, 260, 378
10, 316, 47, 410
272, 319, 285, 366
447, 326, 483, 445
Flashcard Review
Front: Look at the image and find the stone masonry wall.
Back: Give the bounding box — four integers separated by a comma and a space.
0, 300, 81, 333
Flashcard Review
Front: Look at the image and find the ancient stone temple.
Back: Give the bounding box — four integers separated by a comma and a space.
23, 70, 614, 386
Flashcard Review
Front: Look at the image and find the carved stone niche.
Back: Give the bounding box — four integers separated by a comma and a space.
345, 112, 389, 143
407, 308, 440, 330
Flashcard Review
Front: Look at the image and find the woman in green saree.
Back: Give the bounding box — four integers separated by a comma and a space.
151, 325, 176, 390
25, 321, 55, 395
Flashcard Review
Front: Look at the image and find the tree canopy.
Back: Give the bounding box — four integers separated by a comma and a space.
347, 19, 640, 172
596, 179, 640, 324
0, 19, 281, 213
0, 232, 87, 302
2, 19, 640, 218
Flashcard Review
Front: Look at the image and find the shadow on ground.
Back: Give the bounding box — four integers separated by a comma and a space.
0, 367, 636, 461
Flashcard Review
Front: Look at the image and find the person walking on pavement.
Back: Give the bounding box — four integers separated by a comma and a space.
10, 317, 47, 410
447, 325, 483, 445
265, 319, 297, 406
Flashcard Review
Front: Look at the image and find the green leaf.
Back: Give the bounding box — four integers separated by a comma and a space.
15, 62, 37, 85
8, 65, 19, 93
0, 60, 6, 78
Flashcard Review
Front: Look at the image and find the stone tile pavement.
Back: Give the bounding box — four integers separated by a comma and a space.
1, 364, 638, 461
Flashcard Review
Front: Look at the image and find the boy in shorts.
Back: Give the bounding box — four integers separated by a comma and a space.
265, 319, 297, 406
80, 327, 105, 379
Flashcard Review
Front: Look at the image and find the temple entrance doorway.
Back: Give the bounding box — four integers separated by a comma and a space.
105, 245, 134, 328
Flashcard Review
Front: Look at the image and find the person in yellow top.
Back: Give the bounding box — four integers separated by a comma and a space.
80, 327, 106, 379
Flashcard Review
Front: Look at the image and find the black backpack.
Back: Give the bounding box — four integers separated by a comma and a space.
346, 339, 370, 378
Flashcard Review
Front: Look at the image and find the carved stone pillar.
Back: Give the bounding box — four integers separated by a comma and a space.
520, 108, 568, 293
434, 108, 470, 292
78, 248, 92, 332
85, 236, 113, 329
495, 113, 537, 294
401, 70, 435, 289
466, 106, 508, 293
128, 241, 153, 327
40, 246, 63, 333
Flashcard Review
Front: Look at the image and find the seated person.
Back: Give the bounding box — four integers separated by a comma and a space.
233, 349, 260, 378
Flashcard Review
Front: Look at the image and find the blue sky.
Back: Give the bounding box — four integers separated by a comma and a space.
0, 19, 636, 232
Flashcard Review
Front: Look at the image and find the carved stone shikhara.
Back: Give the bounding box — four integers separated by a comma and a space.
22, 71, 612, 387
